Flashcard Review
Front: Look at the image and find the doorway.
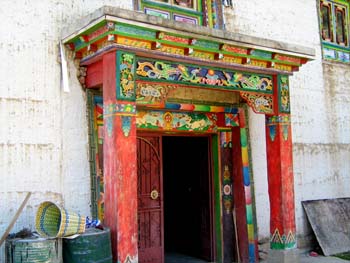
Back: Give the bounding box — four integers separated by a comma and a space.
137, 134, 215, 263
163, 136, 214, 262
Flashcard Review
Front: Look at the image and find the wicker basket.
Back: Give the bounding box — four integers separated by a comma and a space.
35, 201, 86, 238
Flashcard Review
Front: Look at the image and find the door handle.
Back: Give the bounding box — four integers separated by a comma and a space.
150, 189, 159, 200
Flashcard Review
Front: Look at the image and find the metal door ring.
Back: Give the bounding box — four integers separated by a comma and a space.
150, 190, 159, 200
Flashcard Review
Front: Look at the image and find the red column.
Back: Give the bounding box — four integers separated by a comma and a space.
266, 115, 296, 250
103, 51, 138, 263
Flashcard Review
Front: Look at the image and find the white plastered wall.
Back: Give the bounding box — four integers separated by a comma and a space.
224, 0, 350, 249
0, 0, 132, 260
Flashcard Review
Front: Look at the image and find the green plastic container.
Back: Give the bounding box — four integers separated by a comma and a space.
63, 227, 112, 263
5, 237, 62, 263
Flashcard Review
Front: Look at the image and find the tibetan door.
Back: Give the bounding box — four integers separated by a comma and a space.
137, 134, 163, 263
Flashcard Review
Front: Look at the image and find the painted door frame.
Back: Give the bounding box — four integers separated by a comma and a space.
87, 88, 257, 262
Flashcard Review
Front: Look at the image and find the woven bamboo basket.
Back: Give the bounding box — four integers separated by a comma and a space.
35, 201, 86, 238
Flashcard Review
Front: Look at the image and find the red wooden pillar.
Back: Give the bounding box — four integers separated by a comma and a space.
103, 51, 138, 263
265, 75, 298, 262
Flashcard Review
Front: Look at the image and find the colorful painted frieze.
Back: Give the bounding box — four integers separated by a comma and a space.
136, 59, 273, 93
136, 110, 218, 132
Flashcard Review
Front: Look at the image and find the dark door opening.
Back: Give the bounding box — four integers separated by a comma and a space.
163, 136, 214, 262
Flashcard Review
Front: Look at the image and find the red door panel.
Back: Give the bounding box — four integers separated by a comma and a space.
137, 135, 163, 263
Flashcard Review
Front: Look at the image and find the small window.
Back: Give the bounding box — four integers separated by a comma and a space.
135, 0, 224, 28
320, 2, 333, 41
335, 6, 347, 45
318, 0, 350, 63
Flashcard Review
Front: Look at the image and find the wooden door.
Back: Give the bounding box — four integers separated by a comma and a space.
197, 137, 214, 261
137, 134, 163, 263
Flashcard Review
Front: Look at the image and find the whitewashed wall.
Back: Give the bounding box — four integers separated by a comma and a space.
0, 0, 132, 260
225, 0, 350, 248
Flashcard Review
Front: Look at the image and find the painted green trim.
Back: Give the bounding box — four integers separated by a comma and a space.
328, 0, 350, 4
250, 49, 272, 59
207, 0, 213, 28
322, 42, 350, 51
212, 134, 223, 263
198, 0, 203, 12
87, 89, 101, 219
74, 32, 109, 52
116, 23, 158, 38
114, 31, 155, 42
193, 39, 220, 50
142, 0, 203, 15
270, 242, 297, 250
69, 20, 107, 44
142, 3, 202, 17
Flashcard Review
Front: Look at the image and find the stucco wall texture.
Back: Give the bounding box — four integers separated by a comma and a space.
0, 0, 349, 261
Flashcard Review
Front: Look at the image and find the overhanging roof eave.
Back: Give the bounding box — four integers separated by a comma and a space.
61, 6, 315, 59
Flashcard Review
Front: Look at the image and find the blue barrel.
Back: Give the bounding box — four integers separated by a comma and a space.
63, 227, 112, 263
5, 237, 62, 263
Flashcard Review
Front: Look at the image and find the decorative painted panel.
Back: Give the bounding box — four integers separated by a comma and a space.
173, 13, 199, 24
136, 82, 177, 106
225, 113, 240, 127
104, 102, 137, 117
136, 58, 273, 93
116, 51, 136, 101
144, 7, 170, 19
278, 75, 290, 113
104, 102, 136, 137
266, 115, 290, 142
240, 92, 274, 114
136, 110, 218, 132
220, 131, 235, 262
